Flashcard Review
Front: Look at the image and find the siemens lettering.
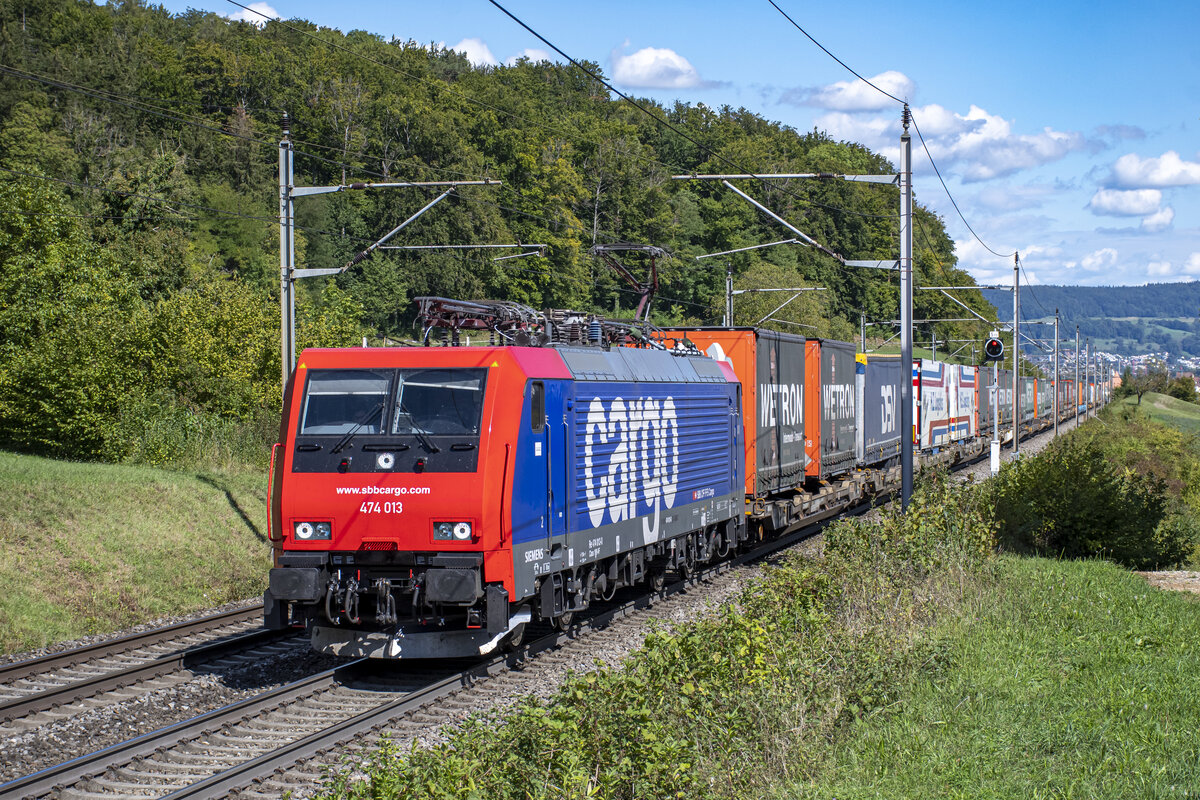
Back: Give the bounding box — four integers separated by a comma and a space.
583, 396, 679, 541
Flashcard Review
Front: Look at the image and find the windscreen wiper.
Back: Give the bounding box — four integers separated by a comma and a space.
331, 401, 384, 454
396, 400, 441, 453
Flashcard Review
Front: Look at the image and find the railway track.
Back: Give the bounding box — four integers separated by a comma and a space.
1, 511, 840, 800
0, 606, 277, 726
0, 607, 298, 729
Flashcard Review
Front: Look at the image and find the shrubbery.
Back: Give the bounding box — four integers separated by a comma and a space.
978, 415, 1197, 569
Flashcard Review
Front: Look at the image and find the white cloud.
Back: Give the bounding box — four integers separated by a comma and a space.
1141, 206, 1175, 233
933, 106, 1085, 181
801, 71, 914, 111
1080, 248, 1119, 271
611, 44, 706, 89
1111, 151, 1200, 188
505, 48, 552, 66
226, 2, 278, 27
1088, 188, 1163, 216
1186, 253, 1200, 275
815, 102, 1084, 181
451, 37, 498, 68
1147, 261, 1173, 277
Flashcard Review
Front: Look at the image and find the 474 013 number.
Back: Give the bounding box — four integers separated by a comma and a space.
360, 501, 403, 514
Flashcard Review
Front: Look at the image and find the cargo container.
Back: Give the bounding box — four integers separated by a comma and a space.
952, 365, 978, 441
1056, 378, 1075, 417
659, 327, 806, 498
805, 339, 857, 479
978, 366, 1014, 433
914, 359, 973, 448
1035, 377, 1054, 420
1020, 376, 1036, 423
856, 354, 902, 465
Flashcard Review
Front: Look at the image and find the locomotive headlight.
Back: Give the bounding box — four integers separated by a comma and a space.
376, 452, 395, 470
293, 521, 331, 540
433, 521, 473, 541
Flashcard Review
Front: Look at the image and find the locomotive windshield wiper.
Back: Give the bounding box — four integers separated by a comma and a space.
331, 401, 384, 454
396, 400, 441, 453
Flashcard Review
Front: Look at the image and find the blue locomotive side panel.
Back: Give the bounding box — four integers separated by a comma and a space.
510, 378, 571, 547
572, 381, 735, 543
505, 347, 742, 601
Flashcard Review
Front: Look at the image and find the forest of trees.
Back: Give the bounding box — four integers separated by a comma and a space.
0, 0, 994, 464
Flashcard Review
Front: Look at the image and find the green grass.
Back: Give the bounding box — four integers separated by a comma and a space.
868, 344, 975, 365
798, 556, 1200, 799
0, 451, 272, 654
1118, 392, 1200, 437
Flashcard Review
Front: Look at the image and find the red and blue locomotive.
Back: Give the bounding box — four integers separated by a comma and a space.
266, 327, 745, 658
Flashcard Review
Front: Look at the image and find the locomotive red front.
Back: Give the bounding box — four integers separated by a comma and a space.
265, 344, 745, 658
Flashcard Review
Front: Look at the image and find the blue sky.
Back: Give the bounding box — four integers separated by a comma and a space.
162, 0, 1200, 288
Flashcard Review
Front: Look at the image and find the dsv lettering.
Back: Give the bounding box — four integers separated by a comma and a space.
584, 396, 679, 543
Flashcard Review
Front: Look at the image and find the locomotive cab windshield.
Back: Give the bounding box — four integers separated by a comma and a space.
293, 367, 487, 472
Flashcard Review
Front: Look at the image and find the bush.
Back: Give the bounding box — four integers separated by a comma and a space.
978, 433, 1192, 569
100, 393, 277, 473
826, 468, 996, 575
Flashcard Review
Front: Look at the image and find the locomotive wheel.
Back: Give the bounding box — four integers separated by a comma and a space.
678, 541, 697, 579
555, 611, 574, 630
501, 622, 527, 651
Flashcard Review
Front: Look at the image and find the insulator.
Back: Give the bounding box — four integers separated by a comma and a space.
589, 319, 602, 343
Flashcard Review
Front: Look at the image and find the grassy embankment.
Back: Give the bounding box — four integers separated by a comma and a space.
799, 555, 1200, 799
1119, 390, 1200, 436
0, 451, 271, 654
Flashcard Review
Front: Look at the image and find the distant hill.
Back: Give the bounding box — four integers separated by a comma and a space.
981, 283, 1200, 359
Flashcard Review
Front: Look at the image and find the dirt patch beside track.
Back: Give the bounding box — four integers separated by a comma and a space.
1137, 571, 1200, 595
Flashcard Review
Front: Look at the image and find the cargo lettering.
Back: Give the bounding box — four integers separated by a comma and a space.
759, 383, 803, 427
822, 383, 855, 420
584, 396, 679, 542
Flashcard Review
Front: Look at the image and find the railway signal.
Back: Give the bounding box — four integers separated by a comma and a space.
983, 336, 1005, 361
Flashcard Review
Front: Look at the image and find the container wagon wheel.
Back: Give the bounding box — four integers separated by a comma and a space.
648, 565, 667, 592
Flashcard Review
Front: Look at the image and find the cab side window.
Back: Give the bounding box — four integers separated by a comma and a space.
531, 381, 545, 433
